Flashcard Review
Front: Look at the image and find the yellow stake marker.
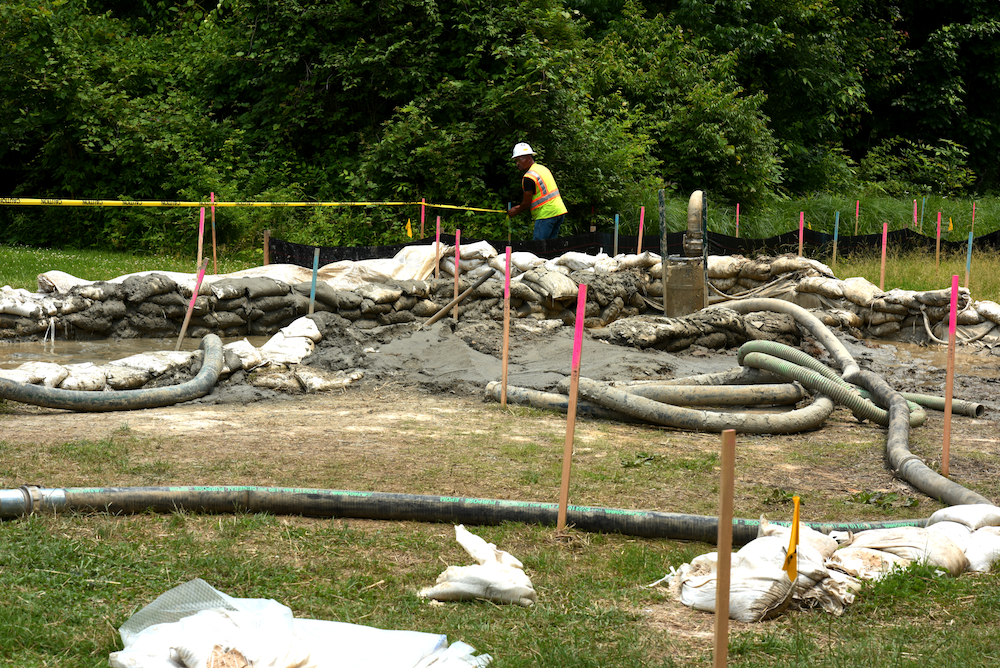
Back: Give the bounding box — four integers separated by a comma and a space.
782, 496, 800, 583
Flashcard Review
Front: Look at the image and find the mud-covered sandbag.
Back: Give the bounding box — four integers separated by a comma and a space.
841, 276, 881, 307
846, 527, 969, 575
796, 276, 844, 299
827, 547, 911, 580
520, 267, 579, 301
101, 365, 152, 390
419, 525, 536, 607
707, 255, 747, 279
294, 367, 364, 393
58, 363, 108, 391
107, 351, 196, 377
975, 300, 1000, 326
0, 295, 43, 318
552, 251, 605, 272
917, 286, 968, 308
121, 273, 179, 303
927, 504, 1000, 531
965, 527, 1000, 572
356, 282, 403, 305
881, 288, 920, 310
615, 251, 661, 270
669, 551, 794, 622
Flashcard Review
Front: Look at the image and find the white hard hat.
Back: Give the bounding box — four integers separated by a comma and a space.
511, 142, 535, 159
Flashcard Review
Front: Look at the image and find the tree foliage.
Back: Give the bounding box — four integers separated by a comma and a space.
2, 0, 999, 253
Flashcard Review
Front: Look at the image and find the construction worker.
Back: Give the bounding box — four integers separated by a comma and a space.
507, 142, 568, 240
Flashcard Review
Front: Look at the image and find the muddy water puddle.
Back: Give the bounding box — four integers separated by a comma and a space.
875, 340, 1000, 380
0, 337, 271, 369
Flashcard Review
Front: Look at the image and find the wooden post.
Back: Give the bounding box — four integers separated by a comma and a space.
714, 429, 736, 668
798, 211, 804, 257
557, 285, 588, 531
637, 206, 645, 255
832, 211, 839, 274
176, 259, 209, 352
936, 212, 942, 268
453, 229, 461, 322
943, 275, 959, 478
263, 230, 271, 266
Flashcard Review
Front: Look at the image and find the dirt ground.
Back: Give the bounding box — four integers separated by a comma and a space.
2, 316, 999, 512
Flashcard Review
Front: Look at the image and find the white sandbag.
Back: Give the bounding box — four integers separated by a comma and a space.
419, 525, 536, 607
552, 251, 606, 272
669, 551, 794, 622
59, 363, 108, 391
224, 339, 266, 372
509, 251, 545, 272
260, 332, 315, 365
847, 527, 968, 575
465, 263, 499, 280
881, 288, 920, 309
454, 240, 498, 261
280, 316, 323, 343
0, 295, 42, 318
927, 504, 1000, 531
826, 547, 911, 581
756, 517, 839, 559
925, 520, 974, 554
594, 257, 622, 275
10, 361, 69, 387
964, 527, 1000, 573
841, 276, 882, 307
770, 256, 816, 275
541, 259, 572, 275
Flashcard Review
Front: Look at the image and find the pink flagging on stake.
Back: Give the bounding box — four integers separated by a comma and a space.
798, 211, 804, 257
421, 197, 426, 237
504, 246, 512, 300
942, 274, 960, 478
196, 207, 206, 270
572, 285, 587, 371
435, 216, 441, 279
913, 200, 917, 228
454, 229, 461, 274
736, 203, 740, 238
879, 221, 888, 290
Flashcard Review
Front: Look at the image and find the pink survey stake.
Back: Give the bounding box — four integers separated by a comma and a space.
572, 285, 587, 371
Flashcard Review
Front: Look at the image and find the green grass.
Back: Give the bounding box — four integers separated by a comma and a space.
0, 245, 253, 292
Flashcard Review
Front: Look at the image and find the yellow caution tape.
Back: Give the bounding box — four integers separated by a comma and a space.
0, 197, 504, 213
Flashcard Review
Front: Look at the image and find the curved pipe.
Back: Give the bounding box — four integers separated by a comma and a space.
574, 376, 835, 434
707, 298, 859, 379
741, 351, 927, 428
847, 367, 992, 506
621, 382, 805, 407
0, 485, 926, 547
485, 382, 643, 422
0, 335, 224, 412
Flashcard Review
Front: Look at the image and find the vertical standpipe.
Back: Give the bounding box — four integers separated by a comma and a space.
662, 191, 708, 317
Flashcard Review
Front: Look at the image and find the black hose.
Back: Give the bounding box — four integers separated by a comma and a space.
0, 484, 925, 546
0, 335, 224, 412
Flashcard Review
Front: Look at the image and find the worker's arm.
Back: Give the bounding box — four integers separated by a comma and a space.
507, 178, 534, 218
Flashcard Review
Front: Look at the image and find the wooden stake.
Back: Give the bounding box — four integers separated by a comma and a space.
420, 197, 426, 238
557, 285, 588, 531
637, 206, 645, 255
943, 275, 959, 478
613, 213, 619, 257
714, 429, 736, 668
263, 230, 271, 266
965, 231, 973, 290
501, 247, 512, 409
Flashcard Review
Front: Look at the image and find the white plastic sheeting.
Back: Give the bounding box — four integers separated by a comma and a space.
110, 578, 491, 668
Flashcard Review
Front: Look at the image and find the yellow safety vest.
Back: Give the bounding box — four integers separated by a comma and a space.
524, 163, 567, 220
